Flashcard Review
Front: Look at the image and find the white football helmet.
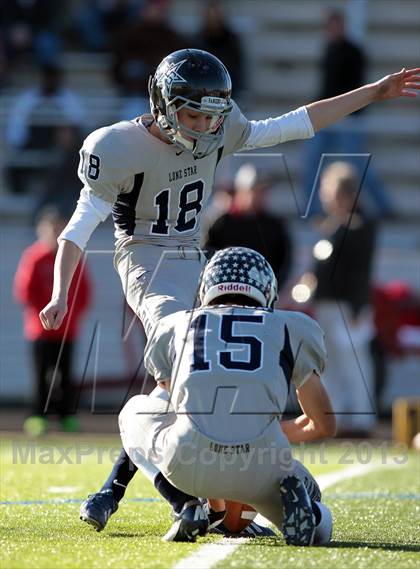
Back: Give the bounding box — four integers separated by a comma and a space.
199, 247, 278, 308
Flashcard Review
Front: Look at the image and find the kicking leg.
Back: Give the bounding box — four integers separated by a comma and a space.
79, 447, 137, 531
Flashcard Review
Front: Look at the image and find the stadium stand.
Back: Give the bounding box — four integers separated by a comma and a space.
0, 0, 419, 412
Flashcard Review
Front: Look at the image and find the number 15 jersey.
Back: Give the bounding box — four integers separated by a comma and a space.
145, 305, 327, 442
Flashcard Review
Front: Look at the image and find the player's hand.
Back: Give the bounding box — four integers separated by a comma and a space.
374, 67, 420, 100
39, 298, 68, 330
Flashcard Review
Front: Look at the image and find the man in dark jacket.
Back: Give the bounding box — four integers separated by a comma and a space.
311, 161, 377, 436
204, 163, 292, 292
302, 10, 394, 217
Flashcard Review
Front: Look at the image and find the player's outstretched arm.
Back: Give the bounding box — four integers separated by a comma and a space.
307, 67, 420, 132
39, 239, 82, 330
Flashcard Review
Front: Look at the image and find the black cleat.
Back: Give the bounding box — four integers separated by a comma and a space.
201, 499, 226, 530
202, 499, 276, 538
211, 520, 277, 538
239, 521, 277, 538
280, 475, 316, 546
163, 499, 209, 542
79, 490, 119, 532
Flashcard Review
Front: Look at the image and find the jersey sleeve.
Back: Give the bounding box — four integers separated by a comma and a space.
221, 100, 252, 157
58, 188, 112, 251
77, 126, 135, 203
222, 103, 314, 157
241, 106, 314, 150
291, 313, 327, 388
144, 316, 177, 382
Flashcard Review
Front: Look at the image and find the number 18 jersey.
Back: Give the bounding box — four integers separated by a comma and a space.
77, 101, 250, 249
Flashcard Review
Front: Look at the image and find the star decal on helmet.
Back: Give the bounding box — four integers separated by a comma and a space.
159, 59, 187, 95
199, 247, 278, 308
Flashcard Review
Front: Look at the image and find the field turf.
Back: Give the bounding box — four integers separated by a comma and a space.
1, 435, 419, 568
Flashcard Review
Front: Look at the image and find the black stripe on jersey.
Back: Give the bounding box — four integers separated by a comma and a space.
112, 173, 144, 236
216, 146, 224, 166
279, 325, 294, 393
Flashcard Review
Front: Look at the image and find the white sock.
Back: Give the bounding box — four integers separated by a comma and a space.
313, 501, 333, 545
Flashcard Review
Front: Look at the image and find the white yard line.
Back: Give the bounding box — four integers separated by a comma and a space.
316, 463, 381, 490
172, 462, 383, 569
47, 486, 81, 494
173, 538, 248, 569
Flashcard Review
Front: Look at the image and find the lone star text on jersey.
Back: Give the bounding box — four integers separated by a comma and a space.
168, 165, 198, 182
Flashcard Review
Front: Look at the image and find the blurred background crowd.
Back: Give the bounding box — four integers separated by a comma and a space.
0, 0, 419, 437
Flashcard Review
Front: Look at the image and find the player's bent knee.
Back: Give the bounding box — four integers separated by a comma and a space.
119, 395, 149, 433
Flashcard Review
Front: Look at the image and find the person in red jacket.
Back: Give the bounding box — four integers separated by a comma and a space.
14, 206, 91, 435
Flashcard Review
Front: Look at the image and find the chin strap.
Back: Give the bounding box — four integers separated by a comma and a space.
173, 131, 194, 151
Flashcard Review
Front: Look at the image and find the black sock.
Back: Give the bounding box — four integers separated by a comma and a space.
311, 499, 321, 525
100, 448, 138, 502
154, 472, 197, 514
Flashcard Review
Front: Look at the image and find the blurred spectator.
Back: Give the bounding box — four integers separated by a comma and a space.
373, 282, 420, 357
6, 65, 86, 149
371, 282, 420, 415
14, 206, 91, 436
302, 9, 394, 218
194, 0, 245, 99
204, 163, 293, 291
73, 0, 141, 52
309, 161, 377, 436
0, 35, 8, 88
111, 0, 187, 118
5, 64, 86, 194
37, 124, 85, 217
0, 0, 63, 66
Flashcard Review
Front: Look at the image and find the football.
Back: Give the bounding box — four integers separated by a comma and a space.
222, 501, 257, 533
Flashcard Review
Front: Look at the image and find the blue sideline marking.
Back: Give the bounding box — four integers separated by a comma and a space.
0, 497, 162, 506
1, 493, 419, 506
324, 492, 420, 500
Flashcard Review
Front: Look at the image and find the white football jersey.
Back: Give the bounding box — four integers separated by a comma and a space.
77, 101, 250, 248
145, 305, 327, 442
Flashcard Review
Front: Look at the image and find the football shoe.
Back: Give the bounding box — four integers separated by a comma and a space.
163, 499, 209, 542
280, 475, 316, 546
79, 490, 118, 532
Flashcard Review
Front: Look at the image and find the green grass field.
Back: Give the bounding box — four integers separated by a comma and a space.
1, 435, 419, 569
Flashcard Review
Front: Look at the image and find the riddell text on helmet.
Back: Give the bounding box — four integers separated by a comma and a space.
217, 283, 252, 293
